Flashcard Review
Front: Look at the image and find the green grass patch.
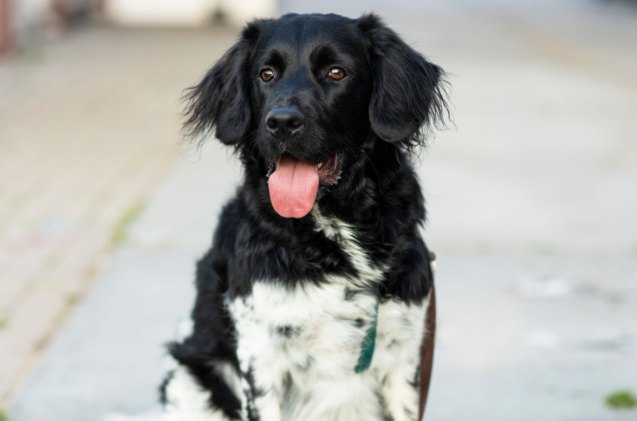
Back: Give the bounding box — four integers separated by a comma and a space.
65, 292, 80, 307
530, 241, 555, 255
0, 408, 7, 421
110, 201, 145, 247
0, 315, 9, 331
606, 390, 637, 409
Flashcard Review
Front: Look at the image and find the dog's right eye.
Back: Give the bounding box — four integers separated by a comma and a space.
327, 66, 346, 81
259, 68, 275, 82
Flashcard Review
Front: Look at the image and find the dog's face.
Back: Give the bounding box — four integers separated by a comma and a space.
185, 13, 445, 218
248, 15, 373, 166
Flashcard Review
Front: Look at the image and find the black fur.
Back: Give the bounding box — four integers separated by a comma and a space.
166, 12, 447, 420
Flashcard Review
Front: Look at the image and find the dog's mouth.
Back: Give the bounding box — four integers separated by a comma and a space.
267, 153, 342, 219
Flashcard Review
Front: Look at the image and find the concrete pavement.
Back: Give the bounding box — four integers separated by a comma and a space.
0, 25, 235, 408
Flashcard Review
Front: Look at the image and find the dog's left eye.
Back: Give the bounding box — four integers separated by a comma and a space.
328, 66, 346, 81
259, 68, 275, 82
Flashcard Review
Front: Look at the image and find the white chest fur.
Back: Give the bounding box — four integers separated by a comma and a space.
226, 211, 429, 421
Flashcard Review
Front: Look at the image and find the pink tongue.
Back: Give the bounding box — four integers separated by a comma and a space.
268, 155, 319, 218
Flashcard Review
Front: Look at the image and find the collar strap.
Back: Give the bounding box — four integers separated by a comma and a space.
354, 300, 379, 373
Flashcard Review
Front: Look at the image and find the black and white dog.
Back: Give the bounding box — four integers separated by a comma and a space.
160, 13, 447, 421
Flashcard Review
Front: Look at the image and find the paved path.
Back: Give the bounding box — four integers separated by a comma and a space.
4, 1, 637, 419
0, 26, 235, 407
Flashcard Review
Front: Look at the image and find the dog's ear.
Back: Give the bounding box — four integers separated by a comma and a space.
183, 22, 261, 145
358, 14, 447, 147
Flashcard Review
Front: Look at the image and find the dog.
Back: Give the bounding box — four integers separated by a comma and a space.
159, 13, 447, 421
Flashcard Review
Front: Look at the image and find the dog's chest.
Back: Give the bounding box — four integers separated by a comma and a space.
227, 212, 384, 379
225, 211, 428, 420
228, 277, 377, 377
227, 282, 426, 420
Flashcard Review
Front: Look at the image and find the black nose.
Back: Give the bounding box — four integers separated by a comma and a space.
265, 107, 304, 136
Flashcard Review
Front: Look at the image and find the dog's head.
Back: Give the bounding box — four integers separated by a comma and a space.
185, 13, 446, 218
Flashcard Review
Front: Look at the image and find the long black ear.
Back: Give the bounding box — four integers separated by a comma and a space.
358, 14, 447, 147
183, 23, 260, 145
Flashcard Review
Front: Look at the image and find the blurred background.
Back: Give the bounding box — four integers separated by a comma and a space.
1, 0, 636, 420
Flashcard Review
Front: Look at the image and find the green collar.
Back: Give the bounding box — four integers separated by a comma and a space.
354, 301, 379, 373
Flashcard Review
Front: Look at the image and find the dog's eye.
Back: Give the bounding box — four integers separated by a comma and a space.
259, 68, 275, 82
328, 67, 346, 81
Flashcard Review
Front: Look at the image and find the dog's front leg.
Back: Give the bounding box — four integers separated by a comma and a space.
231, 295, 284, 421
243, 374, 282, 421
237, 359, 283, 421
374, 293, 431, 421
160, 363, 245, 421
